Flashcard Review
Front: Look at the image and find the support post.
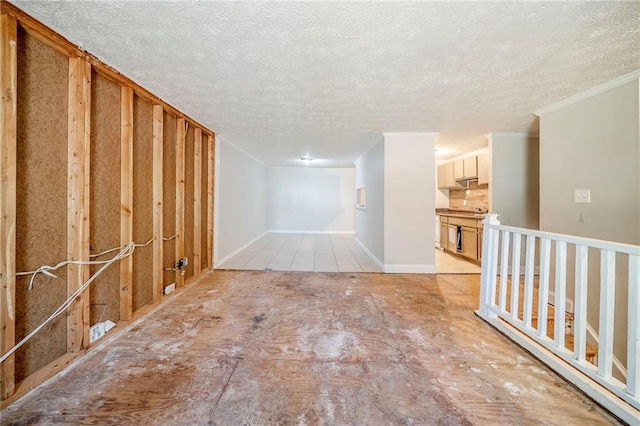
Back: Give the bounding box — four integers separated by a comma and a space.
479, 214, 500, 318
207, 134, 214, 269
120, 86, 134, 320
152, 105, 163, 301
66, 56, 91, 352
0, 12, 17, 400
175, 118, 186, 287
193, 128, 202, 276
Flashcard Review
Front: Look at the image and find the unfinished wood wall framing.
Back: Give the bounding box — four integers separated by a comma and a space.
0, 4, 215, 405
162, 113, 177, 288
89, 71, 121, 326
132, 95, 154, 312
184, 126, 195, 281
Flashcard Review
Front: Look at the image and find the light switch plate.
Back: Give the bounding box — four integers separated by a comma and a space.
574, 189, 591, 203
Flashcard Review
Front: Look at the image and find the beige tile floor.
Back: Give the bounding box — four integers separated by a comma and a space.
216, 233, 382, 273
435, 249, 481, 274
217, 233, 481, 274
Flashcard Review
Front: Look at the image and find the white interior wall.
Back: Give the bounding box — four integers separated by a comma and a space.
214, 137, 269, 265
355, 139, 385, 265
488, 133, 539, 229
383, 132, 437, 272
268, 167, 355, 233
538, 78, 640, 370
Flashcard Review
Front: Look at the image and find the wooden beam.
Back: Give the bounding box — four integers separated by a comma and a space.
120, 86, 134, 320
152, 105, 164, 301
193, 128, 202, 276
175, 118, 186, 287
67, 57, 92, 353
0, 12, 17, 401
207, 134, 215, 269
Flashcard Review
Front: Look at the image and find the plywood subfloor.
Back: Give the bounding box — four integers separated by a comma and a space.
1, 271, 619, 425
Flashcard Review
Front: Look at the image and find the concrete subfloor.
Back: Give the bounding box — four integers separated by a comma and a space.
2, 271, 619, 425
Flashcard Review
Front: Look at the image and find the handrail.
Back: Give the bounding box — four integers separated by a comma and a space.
477, 214, 640, 423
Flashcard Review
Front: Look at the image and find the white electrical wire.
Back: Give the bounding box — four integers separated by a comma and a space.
163, 235, 177, 241
1, 238, 154, 364
16, 238, 154, 290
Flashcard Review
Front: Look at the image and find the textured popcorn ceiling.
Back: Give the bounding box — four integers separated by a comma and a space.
13, 1, 640, 166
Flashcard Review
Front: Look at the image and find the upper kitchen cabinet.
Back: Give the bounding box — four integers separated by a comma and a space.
438, 154, 482, 189
463, 156, 477, 178
445, 162, 454, 187
478, 153, 489, 185
453, 159, 464, 180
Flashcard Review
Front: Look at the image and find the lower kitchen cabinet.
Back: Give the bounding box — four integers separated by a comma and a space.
460, 227, 478, 260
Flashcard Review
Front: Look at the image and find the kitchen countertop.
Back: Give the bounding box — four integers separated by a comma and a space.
436, 209, 487, 219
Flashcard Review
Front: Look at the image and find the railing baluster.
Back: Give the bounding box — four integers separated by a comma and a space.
477, 220, 640, 417
523, 235, 536, 328
597, 250, 616, 378
499, 230, 510, 311
537, 238, 551, 338
573, 245, 588, 362
510, 233, 521, 320
554, 241, 567, 350
628, 254, 639, 397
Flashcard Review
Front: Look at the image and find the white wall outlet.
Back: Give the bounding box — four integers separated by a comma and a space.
164, 283, 176, 295
90, 323, 106, 343
465, 190, 470, 195
574, 189, 591, 203
463, 200, 467, 206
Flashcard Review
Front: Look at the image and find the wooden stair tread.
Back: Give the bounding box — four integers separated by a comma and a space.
565, 334, 598, 358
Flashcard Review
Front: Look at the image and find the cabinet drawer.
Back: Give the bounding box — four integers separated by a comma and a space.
447, 217, 479, 228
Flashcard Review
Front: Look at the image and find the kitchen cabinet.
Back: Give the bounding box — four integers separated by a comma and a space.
453, 159, 464, 180
437, 165, 446, 188
463, 156, 478, 178
460, 227, 478, 260
444, 162, 454, 188
478, 153, 489, 185
438, 213, 484, 262
439, 217, 448, 248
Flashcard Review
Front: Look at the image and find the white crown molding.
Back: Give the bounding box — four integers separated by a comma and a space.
534, 70, 640, 116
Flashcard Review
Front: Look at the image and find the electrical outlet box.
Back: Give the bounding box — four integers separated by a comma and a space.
164, 283, 176, 295
574, 189, 591, 203
90, 323, 105, 343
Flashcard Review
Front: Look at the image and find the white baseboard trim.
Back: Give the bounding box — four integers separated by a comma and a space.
214, 231, 269, 268
384, 264, 437, 274
354, 237, 385, 271
269, 230, 356, 235
585, 323, 627, 380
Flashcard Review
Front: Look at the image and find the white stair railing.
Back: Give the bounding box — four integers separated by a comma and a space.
477, 214, 640, 424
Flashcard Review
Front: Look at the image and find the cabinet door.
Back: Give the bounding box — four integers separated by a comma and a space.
440, 223, 448, 248
478, 153, 489, 185
453, 159, 464, 180
461, 227, 478, 260
444, 162, 454, 187
463, 156, 478, 178
437, 164, 446, 188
